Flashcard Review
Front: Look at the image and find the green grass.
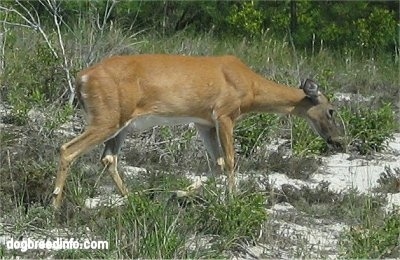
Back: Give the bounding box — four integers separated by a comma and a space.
51, 177, 267, 259
341, 102, 398, 154
341, 209, 400, 258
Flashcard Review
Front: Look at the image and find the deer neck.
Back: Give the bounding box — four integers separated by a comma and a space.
244, 78, 309, 116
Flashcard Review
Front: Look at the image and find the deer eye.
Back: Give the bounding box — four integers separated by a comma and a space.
327, 109, 334, 118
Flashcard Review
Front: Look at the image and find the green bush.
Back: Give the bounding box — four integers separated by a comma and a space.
353, 7, 397, 51
235, 113, 279, 156
292, 117, 327, 155
95, 193, 187, 259
4, 41, 65, 125
342, 210, 400, 258
188, 182, 267, 246
80, 178, 267, 258
227, 1, 264, 36
342, 102, 397, 154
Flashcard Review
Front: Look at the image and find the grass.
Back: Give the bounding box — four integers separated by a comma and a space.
340, 208, 400, 258
374, 166, 400, 194
0, 17, 399, 258
0, 172, 268, 258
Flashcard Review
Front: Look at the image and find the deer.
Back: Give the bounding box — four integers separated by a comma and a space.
52, 54, 343, 209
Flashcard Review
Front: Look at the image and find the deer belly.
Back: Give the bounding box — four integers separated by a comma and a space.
129, 115, 213, 131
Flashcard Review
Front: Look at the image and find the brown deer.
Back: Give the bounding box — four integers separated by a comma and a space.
52, 54, 343, 208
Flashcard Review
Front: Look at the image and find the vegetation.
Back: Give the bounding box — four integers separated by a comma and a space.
0, 0, 399, 259
341, 209, 400, 258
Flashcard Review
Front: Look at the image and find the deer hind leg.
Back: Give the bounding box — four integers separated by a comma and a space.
101, 127, 130, 196
52, 125, 118, 209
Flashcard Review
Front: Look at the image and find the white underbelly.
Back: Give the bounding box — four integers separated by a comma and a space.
129, 115, 214, 131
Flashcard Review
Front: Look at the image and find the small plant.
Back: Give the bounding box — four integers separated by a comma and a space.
341, 210, 400, 258
81, 177, 268, 258
374, 166, 400, 193
292, 117, 327, 155
284, 185, 386, 224
187, 181, 267, 248
329, 189, 386, 225
44, 105, 74, 133
341, 102, 397, 154
235, 113, 279, 156
95, 192, 188, 259
268, 152, 320, 180
0, 159, 55, 207
4, 42, 65, 125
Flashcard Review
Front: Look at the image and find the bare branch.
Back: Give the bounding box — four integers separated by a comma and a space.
44, 0, 75, 104
1, 20, 31, 28
0, 10, 8, 75
2, 0, 76, 103
9, 0, 59, 59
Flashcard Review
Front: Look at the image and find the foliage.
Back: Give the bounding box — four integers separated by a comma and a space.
292, 117, 327, 155
2, 1, 397, 52
341, 103, 397, 154
109, 193, 186, 259
330, 190, 386, 225
43, 105, 74, 132
352, 7, 397, 50
235, 113, 279, 156
341, 210, 400, 258
227, 1, 264, 37
3, 41, 64, 124
282, 183, 386, 224
374, 166, 400, 194
188, 182, 267, 245
73, 179, 268, 258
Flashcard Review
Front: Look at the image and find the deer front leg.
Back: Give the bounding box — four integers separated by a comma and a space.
173, 125, 220, 199
195, 124, 222, 171
215, 116, 236, 194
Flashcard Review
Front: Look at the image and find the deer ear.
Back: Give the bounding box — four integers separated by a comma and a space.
300, 79, 320, 101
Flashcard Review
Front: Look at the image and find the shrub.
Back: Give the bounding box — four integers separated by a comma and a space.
227, 1, 264, 37
292, 116, 327, 155
77, 178, 268, 258
235, 113, 279, 156
342, 210, 400, 258
89, 192, 187, 259
341, 102, 397, 154
3, 40, 65, 125
187, 181, 267, 247
374, 166, 400, 194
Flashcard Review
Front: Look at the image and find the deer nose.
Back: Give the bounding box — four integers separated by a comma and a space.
327, 136, 345, 151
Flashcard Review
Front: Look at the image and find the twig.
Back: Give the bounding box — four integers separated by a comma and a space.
0, 10, 8, 75
7, 150, 18, 209
2, 1, 77, 104
13, 0, 59, 59
46, 0, 75, 104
